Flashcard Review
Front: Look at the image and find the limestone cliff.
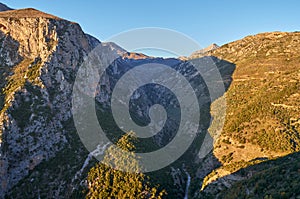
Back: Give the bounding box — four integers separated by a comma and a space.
0, 8, 101, 197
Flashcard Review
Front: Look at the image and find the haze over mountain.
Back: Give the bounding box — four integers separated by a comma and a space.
0, 3, 11, 12
190, 43, 219, 58
0, 3, 299, 199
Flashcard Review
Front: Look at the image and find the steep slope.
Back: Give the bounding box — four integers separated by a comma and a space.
0, 8, 103, 198
0, 3, 12, 12
191, 32, 300, 196
212, 151, 300, 199
0, 7, 235, 199
0, 7, 152, 198
2, 5, 298, 199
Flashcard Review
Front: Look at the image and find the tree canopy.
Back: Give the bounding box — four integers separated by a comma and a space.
86, 132, 166, 198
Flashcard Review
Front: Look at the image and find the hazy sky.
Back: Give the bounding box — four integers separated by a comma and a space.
2, 0, 299, 56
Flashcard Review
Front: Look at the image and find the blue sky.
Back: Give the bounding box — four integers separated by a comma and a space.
1, 0, 300, 56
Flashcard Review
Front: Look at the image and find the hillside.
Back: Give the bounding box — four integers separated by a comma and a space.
0, 4, 299, 199
191, 32, 300, 197
0, 5, 231, 198
0, 6, 137, 198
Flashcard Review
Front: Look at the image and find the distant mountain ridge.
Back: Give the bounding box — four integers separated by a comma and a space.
178, 43, 219, 60
189, 43, 219, 58
0, 3, 12, 12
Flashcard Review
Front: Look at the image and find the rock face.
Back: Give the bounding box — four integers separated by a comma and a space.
3, 5, 298, 199
0, 7, 234, 199
0, 8, 100, 197
0, 8, 145, 198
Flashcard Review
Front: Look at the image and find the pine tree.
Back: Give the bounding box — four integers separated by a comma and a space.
86, 132, 166, 198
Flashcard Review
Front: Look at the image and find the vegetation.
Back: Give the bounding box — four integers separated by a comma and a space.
86, 132, 166, 199
218, 152, 300, 199
221, 66, 300, 152
198, 32, 300, 196
7, 118, 89, 199
2, 29, 300, 198
211, 32, 300, 164
1, 58, 43, 114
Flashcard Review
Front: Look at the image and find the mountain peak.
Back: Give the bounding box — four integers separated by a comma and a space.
207, 43, 219, 49
0, 8, 62, 20
189, 43, 219, 58
0, 3, 12, 12
122, 52, 150, 59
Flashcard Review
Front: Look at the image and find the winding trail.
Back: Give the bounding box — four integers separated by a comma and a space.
72, 143, 110, 182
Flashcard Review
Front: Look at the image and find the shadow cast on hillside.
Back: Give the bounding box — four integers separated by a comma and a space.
188, 56, 236, 160
200, 151, 300, 198
156, 56, 236, 198
80, 52, 237, 197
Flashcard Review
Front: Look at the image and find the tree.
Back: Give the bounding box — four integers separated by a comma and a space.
86, 132, 166, 198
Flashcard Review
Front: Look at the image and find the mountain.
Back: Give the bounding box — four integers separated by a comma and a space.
189, 43, 219, 58
0, 3, 12, 12
0, 7, 146, 198
0, 5, 299, 199
0, 7, 100, 198
190, 32, 300, 198
179, 43, 219, 60
0, 6, 234, 198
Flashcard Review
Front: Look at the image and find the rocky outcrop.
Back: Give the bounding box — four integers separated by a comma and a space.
0, 6, 235, 199
0, 8, 205, 198
0, 8, 99, 197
